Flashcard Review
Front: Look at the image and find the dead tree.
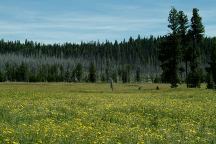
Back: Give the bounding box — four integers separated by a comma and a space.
109, 78, 113, 91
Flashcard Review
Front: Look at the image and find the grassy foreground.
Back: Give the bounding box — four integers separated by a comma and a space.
0, 83, 215, 144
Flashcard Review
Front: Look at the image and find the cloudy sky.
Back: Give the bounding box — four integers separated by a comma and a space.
0, 0, 215, 43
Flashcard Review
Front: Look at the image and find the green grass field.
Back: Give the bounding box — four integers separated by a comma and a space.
0, 83, 215, 144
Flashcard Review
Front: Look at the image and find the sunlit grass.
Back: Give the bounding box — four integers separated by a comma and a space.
0, 83, 215, 143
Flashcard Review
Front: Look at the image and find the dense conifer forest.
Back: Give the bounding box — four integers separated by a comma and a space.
0, 36, 214, 83
0, 36, 162, 82
0, 7, 215, 85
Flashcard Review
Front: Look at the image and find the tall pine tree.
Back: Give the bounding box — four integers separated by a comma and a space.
178, 11, 189, 81
187, 8, 205, 88
159, 7, 181, 88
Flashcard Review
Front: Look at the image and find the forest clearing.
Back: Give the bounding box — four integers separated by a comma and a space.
0, 0, 216, 143
0, 83, 215, 143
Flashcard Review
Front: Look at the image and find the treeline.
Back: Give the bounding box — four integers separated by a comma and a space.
0, 36, 214, 83
0, 36, 162, 83
0, 8, 215, 83
0, 36, 160, 65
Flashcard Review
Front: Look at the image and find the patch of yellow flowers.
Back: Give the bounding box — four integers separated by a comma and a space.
0, 83, 215, 143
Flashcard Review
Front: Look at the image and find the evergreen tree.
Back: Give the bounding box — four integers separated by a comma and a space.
75, 63, 83, 82
122, 70, 127, 83
168, 7, 179, 35
5, 62, 17, 81
88, 62, 96, 83
37, 64, 48, 82
187, 8, 205, 88
159, 7, 181, 88
29, 69, 37, 82
122, 65, 131, 83
178, 11, 189, 81
135, 67, 141, 82
16, 62, 29, 82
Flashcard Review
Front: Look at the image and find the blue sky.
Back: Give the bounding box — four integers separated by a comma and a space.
0, 0, 215, 43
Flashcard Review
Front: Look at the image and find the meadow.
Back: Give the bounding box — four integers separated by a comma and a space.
0, 83, 215, 144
